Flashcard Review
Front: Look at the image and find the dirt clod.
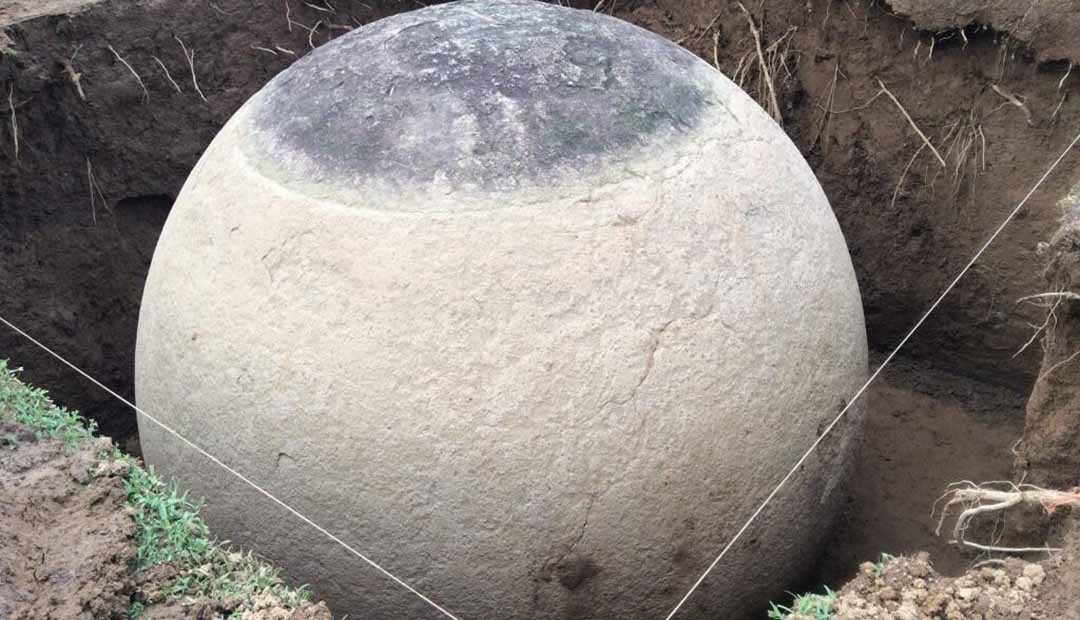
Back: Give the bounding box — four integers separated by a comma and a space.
0, 428, 136, 620
0, 419, 333, 620
832, 552, 1042, 620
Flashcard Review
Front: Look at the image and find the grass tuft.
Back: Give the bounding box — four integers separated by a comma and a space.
0, 360, 96, 448
115, 448, 312, 610
873, 552, 897, 573
766, 553, 897, 619
0, 359, 313, 619
767, 587, 837, 620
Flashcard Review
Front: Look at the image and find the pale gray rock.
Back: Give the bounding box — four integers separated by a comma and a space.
136, 2, 868, 619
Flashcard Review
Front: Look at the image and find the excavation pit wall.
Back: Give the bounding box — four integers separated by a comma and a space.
3, 0, 1080, 617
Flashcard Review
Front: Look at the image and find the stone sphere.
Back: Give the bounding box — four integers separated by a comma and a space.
135, 2, 867, 619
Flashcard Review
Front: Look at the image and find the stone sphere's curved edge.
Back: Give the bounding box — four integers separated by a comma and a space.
134, 5, 868, 620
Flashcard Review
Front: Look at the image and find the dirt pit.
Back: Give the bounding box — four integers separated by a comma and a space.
3, 0, 1080, 618
819, 356, 1027, 583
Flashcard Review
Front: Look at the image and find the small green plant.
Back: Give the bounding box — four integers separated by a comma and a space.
873, 552, 896, 574
126, 601, 145, 619
767, 587, 837, 620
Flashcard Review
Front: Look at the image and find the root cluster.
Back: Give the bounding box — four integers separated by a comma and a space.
934, 481, 1080, 554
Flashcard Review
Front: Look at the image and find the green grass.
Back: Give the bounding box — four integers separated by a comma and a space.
766, 552, 898, 619
873, 552, 896, 573
0, 360, 313, 618
0, 361, 95, 448
767, 587, 837, 620
117, 450, 312, 608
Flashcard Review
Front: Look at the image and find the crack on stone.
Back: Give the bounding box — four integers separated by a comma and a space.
568, 491, 597, 554
541, 491, 601, 591
607, 318, 675, 408
600, 275, 725, 412
260, 229, 314, 285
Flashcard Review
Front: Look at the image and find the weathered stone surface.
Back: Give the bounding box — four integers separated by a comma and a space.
246, 0, 711, 196
135, 2, 868, 619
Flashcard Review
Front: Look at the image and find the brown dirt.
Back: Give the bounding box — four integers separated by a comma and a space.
826, 539, 1075, 619
889, 0, 1080, 64
615, 0, 1080, 395
0, 421, 135, 619
0, 422, 332, 620
1016, 197, 1080, 487
817, 355, 1027, 584
1027, 526, 1080, 619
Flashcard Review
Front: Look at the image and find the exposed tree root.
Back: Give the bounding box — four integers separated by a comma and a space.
152, 55, 183, 94
62, 46, 86, 101
107, 45, 149, 102
174, 36, 207, 103
732, 3, 796, 125
878, 78, 947, 168
7, 83, 17, 161
934, 481, 1080, 554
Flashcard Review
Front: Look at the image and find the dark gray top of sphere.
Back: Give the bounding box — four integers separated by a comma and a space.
246, 0, 720, 194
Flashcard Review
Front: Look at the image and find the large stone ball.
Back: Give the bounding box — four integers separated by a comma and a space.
135, 1, 867, 619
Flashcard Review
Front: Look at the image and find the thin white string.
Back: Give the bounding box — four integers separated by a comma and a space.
0, 315, 464, 620
664, 125, 1080, 620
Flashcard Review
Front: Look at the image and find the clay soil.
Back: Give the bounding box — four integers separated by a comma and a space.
818, 355, 1027, 583
0, 420, 332, 620
3, 0, 1080, 618
0, 422, 133, 620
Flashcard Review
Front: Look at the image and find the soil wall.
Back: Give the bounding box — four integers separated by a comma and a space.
1017, 191, 1080, 487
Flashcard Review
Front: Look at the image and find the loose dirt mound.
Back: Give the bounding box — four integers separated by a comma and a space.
826, 527, 1080, 619
0, 422, 134, 620
0, 0, 101, 26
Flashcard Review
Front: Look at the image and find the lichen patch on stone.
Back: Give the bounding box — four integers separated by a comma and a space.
243, 0, 723, 201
